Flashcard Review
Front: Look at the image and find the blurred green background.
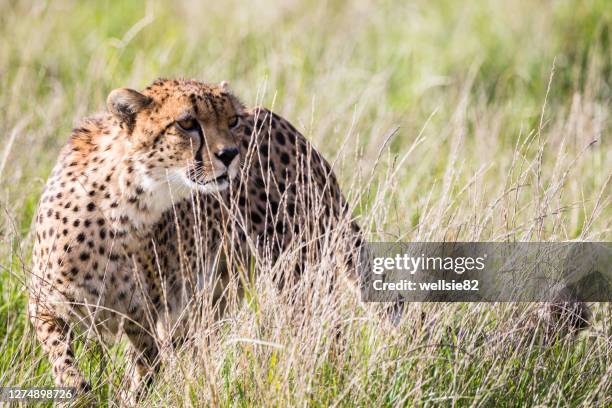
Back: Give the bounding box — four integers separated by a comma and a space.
0, 1, 610, 405
0, 0, 610, 239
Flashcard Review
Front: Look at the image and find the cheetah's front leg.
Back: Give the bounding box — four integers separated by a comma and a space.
28, 301, 90, 392
119, 319, 160, 404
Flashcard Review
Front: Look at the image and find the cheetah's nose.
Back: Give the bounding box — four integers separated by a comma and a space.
215, 147, 239, 167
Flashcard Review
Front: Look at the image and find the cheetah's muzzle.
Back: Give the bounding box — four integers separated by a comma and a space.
187, 170, 230, 188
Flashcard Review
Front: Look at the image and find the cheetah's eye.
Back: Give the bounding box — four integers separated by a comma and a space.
176, 118, 200, 133
228, 115, 240, 129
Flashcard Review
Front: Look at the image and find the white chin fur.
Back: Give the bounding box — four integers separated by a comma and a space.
183, 162, 238, 195
189, 178, 230, 194
181, 171, 233, 194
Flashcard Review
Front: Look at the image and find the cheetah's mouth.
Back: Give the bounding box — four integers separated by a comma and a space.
208, 173, 228, 184
184, 166, 237, 193
189, 172, 228, 186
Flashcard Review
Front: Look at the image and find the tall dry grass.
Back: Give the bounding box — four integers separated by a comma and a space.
0, 0, 610, 406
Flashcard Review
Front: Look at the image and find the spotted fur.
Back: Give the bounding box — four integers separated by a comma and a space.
29, 78, 359, 397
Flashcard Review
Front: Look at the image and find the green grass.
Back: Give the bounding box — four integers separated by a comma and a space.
0, 0, 611, 406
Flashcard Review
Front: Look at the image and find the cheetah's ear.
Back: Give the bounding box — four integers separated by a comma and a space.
220, 80, 230, 92
107, 88, 152, 123
220, 80, 246, 111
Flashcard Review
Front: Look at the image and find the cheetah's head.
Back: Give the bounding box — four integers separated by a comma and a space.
107, 78, 244, 198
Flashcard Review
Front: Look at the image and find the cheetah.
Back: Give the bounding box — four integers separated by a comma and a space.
29, 78, 360, 398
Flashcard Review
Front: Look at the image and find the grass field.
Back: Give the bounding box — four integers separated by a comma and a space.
1, 0, 611, 406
